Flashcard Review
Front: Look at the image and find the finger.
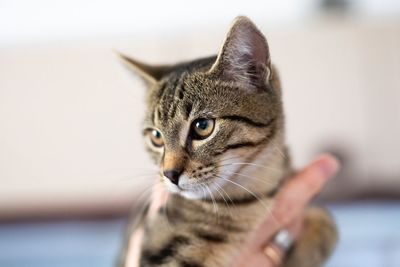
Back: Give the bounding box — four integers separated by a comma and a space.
285, 154, 339, 197
262, 218, 303, 266
148, 182, 169, 219
239, 218, 303, 267
242, 252, 277, 267
272, 154, 339, 226
251, 154, 339, 247
125, 227, 145, 267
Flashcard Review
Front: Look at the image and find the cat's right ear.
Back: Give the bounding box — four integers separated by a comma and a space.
116, 52, 171, 85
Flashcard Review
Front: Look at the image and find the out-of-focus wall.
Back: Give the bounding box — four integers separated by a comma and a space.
1, 1, 400, 218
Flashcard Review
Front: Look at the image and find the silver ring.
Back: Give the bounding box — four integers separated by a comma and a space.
272, 229, 294, 252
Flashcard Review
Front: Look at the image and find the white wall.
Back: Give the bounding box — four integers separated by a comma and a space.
2, 0, 400, 46
1, 2, 400, 217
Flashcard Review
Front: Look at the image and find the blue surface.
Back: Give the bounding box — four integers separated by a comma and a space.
326, 202, 400, 267
0, 202, 399, 267
0, 219, 126, 267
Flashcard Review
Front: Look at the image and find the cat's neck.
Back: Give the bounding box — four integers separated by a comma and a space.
215, 134, 289, 201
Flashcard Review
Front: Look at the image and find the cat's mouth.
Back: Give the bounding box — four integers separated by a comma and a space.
162, 173, 220, 199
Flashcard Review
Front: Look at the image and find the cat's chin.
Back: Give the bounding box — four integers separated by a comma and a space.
163, 179, 208, 200
179, 190, 204, 200
165, 185, 205, 200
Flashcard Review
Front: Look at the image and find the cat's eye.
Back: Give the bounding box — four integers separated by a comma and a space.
148, 129, 164, 147
191, 118, 215, 140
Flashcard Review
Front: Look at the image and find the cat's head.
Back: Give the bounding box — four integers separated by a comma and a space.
119, 17, 285, 199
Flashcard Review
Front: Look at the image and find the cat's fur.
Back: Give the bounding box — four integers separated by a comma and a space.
117, 16, 337, 267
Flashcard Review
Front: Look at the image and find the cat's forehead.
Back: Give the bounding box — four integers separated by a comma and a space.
149, 72, 275, 121
149, 73, 201, 128
150, 72, 226, 119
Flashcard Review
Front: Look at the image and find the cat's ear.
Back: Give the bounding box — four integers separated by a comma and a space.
209, 16, 272, 89
116, 52, 171, 85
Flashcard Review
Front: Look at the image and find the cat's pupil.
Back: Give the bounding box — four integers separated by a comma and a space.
149, 129, 164, 147
152, 130, 161, 139
192, 118, 215, 139
196, 120, 209, 130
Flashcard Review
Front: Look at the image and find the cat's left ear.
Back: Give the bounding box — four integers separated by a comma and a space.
116, 52, 172, 85
209, 16, 272, 90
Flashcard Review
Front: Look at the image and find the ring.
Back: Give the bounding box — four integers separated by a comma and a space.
272, 229, 294, 252
262, 229, 294, 266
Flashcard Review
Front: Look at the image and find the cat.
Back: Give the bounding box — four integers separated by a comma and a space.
117, 16, 337, 267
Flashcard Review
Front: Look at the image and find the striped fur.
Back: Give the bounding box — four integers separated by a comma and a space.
117, 16, 337, 267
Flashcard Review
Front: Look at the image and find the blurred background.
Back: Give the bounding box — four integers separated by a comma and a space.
1, 0, 399, 266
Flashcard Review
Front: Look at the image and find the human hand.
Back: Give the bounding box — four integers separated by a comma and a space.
230, 154, 339, 267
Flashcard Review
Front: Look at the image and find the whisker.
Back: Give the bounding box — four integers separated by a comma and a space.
204, 184, 218, 216
219, 170, 276, 186
270, 140, 287, 159
163, 191, 174, 233
100, 167, 159, 178
214, 175, 271, 213
213, 183, 234, 217
218, 162, 281, 173
216, 155, 244, 163
118, 173, 159, 181
131, 183, 156, 211
215, 182, 236, 209
200, 185, 207, 201
214, 175, 278, 224
206, 184, 220, 222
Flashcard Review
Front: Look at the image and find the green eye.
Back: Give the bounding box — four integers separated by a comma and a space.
148, 129, 164, 147
192, 118, 215, 140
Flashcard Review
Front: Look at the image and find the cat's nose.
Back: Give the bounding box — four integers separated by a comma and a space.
163, 169, 183, 185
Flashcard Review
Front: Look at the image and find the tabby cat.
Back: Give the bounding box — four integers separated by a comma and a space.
117, 16, 337, 267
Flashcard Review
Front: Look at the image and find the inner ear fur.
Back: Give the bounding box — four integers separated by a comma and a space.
209, 16, 272, 89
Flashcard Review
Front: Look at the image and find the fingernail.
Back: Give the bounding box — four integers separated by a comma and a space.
318, 156, 339, 177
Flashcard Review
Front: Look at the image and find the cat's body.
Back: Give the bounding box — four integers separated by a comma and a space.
117, 17, 337, 267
